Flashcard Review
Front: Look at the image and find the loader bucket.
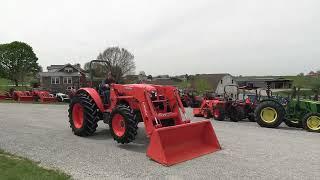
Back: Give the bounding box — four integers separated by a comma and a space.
147, 120, 221, 166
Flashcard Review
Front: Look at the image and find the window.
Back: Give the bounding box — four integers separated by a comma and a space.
51, 77, 60, 84
63, 77, 72, 84
220, 80, 223, 84
65, 67, 73, 73
232, 80, 234, 84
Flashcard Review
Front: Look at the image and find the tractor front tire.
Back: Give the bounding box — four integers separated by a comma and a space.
213, 108, 225, 121
68, 93, 99, 136
203, 109, 212, 119
302, 113, 320, 133
284, 119, 302, 128
254, 101, 285, 128
248, 113, 255, 122
109, 105, 138, 144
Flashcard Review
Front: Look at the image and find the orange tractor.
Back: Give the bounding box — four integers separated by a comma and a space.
68, 60, 221, 166
193, 85, 258, 122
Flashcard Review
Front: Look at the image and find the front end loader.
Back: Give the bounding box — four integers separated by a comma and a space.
68, 61, 221, 166
69, 84, 221, 166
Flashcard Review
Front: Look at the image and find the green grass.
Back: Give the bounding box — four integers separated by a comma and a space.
0, 78, 11, 85
0, 78, 31, 93
274, 89, 315, 97
285, 76, 317, 88
0, 149, 70, 180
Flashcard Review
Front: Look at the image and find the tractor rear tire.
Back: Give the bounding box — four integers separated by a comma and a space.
230, 106, 245, 122
109, 105, 138, 144
68, 93, 99, 136
302, 113, 320, 133
254, 101, 285, 128
284, 119, 302, 128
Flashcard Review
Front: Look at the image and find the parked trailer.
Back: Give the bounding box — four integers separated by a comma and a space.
13, 91, 33, 102
32, 91, 56, 103
0, 94, 6, 100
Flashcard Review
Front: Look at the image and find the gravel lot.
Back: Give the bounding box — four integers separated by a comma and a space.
0, 103, 319, 180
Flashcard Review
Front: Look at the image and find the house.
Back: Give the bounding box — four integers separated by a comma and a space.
306, 71, 320, 77
235, 76, 293, 89
191, 74, 237, 96
38, 64, 85, 93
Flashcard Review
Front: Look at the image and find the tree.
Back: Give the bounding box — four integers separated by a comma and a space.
92, 47, 135, 82
0, 41, 40, 86
309, 77, 320, 100
84, 62, 108, 78
147, 75, 153, 81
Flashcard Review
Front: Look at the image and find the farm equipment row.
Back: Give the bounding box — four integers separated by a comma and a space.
0, 90, 71, 103
192, 82, 320, 133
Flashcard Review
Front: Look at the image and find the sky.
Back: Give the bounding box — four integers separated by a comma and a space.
1, 0, 319, 76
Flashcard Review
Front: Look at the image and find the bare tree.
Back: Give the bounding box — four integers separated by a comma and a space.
97, 47, 135, 82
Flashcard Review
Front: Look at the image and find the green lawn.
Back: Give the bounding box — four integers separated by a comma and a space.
0, 78, 30, 92
0, 78, 10, 85
0, 149, 70, 180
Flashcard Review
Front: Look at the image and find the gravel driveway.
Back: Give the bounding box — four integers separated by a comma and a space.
0, 103, 319, 180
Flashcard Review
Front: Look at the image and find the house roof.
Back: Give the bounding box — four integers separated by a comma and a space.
235, 76, 292, 82
47, 64, 84, 72
192, 73, 231, 91
47, 65, 65, 71
56, 64, 84, 73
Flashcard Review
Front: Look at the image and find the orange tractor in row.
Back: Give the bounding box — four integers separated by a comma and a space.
68, 60, 221, 166
193, 85, 258, 122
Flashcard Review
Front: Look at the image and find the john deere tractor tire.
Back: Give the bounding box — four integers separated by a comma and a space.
213, 108, 225, 121
68, 93, 99, 136
284, 119, 302, 128
109, 105, 138, 144
254, 101, 285, 128
302, 113, 320, 133
230, 106, 245, 122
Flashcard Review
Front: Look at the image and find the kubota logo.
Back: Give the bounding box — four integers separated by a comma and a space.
158, 113, 169, 117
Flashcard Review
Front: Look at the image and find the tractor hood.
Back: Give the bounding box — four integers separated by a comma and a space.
125, 84, 157, 92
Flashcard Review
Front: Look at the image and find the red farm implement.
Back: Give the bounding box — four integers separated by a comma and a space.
0, 94, 6, 100
68, 60, 221, 166
13, 91, 33, 102
32, 90, 56, 103
0, 90, 13, 100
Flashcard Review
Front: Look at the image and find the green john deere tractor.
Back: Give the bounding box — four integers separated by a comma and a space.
254, 82, 320, 133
